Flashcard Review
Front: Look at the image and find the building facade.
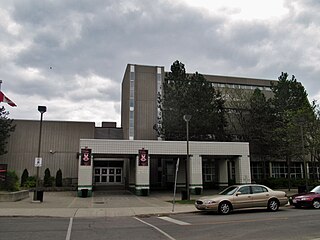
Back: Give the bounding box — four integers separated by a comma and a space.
121, 64, 312, 183
2, 63, 313, 196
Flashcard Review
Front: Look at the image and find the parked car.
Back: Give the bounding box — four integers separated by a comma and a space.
290, 185, 320, 209
195, 184, 288, 214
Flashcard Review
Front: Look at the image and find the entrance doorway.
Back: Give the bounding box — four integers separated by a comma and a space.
94, 167, 122, 184
93, 160, 124, 186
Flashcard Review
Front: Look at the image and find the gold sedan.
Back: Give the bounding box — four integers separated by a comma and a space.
195, 184, 288, 214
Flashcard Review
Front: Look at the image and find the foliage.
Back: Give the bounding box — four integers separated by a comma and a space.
55, 169, 63, 187
23, 176, 36, 188
20, 169, 29, 187
257, 177, 319, 189
270, 72, 314, 186
156, 60, 229, 141
43, 168, 53, 187
1, 170, 19, 192
0, 106, 15, 155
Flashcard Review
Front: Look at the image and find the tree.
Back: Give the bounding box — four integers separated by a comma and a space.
304, 101, 320, 180
55, 169, 63, 187
0, 106, 15, 155
271, 72, 312, 188
44, 168, 53, 187
20, 169, 29, 187
156, 60, 229, 141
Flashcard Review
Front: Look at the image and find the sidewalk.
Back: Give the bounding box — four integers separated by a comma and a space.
0, 190, 198, 218
0, 188, 296, 218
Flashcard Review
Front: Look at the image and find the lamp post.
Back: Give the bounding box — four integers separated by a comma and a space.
299, 122, 308, 192
183, 114, 192, 200
33, 106, 47, 201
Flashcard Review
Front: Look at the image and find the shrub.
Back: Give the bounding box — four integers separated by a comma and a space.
20, 169, 29, 187
43, 168, 53, 187
56, 169, 63, 187
4, 171, 19, 192
24, 176, 36, 188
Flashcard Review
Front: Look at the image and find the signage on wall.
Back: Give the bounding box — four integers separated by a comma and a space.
0, 164, 7, 182
138, 148, 148, 166
34, 157, 42, 167
81, 148, 92, 166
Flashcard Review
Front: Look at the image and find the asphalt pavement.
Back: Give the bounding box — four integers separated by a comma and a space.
0, 188, 297, 218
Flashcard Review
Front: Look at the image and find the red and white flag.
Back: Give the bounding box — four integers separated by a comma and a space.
0, 91, 17, 107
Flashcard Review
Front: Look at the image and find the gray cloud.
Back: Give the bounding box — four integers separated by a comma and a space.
1, 0, 320, 125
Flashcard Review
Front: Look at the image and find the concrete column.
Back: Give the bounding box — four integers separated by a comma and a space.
129, 157, 136, 192
135, 155, 150, 195
189, 154, 203, 194
77, 152, 93, 197
235, 155, 251, 184
218, 159, 229, 188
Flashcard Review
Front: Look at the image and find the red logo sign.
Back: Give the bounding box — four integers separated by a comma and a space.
81, 148, 91, 166
138, 149, 148, 166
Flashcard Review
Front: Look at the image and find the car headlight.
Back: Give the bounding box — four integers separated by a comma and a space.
203, 200, 216, 204
301, 197, 312, 201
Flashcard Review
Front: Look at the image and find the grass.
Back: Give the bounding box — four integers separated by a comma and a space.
167, 199, 195, 204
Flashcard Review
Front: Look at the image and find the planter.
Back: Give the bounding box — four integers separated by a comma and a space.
0, 190, 29, 202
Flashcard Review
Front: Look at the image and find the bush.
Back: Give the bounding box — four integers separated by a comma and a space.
43, 168, 53, 187
20, 169, 29, 187
256, 177, 319, 189
56, 169, 63, 187
24, 176, 36, 188
3, 171, 19, 192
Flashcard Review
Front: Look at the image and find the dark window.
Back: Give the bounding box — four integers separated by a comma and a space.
239, 186, 251, 194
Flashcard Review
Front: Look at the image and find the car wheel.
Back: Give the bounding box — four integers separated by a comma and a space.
268, 199, 279, 211
312, 200, 320, 209
218, 202, 231, 215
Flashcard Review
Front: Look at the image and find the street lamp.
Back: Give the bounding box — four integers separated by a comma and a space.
299, 121, 308, 192
33, 106, 47, 201
183, 114, 192, 200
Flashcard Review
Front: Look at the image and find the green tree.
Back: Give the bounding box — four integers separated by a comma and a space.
43, 168, 53, 187
20, 169, 29, 187
55, 169, 63, 187
247, 89, 274, 178
304, 101, 320, 180
271, 72, 312, 188
157, 60, 229, 141
0, 106, 15, 155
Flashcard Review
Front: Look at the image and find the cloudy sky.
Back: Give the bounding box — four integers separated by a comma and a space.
1, 0, 320, 126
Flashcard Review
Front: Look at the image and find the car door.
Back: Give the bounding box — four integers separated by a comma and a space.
251, 185, 269, 207
233, 186, 253, 209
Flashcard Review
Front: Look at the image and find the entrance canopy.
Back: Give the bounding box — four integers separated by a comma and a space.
77, 139, 250, 196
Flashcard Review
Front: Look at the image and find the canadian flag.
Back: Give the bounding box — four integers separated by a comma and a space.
0, 91, 17, 107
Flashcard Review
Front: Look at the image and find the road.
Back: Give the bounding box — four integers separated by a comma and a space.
1, 207, 320, 240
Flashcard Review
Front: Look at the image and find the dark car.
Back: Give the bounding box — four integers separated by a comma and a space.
290, 185, 320, 209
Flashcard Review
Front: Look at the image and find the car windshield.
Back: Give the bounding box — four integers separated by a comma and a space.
219, 186, 239, 195
311, 186, 320, 193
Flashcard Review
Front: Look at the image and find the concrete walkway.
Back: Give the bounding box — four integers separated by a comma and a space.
0, 190, 198, 218
0, 189, 297, 218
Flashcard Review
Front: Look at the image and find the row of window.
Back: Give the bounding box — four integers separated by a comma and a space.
212, 83, 272, 91
203, 160, 319, 182
129, 65, 135, 140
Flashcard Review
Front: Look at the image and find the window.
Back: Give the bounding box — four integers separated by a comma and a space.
252, 186, 268, 194
251, 162, 267, 180
238, 186, 251, 194
271, 162, 287, 178
202, 160, 216, 182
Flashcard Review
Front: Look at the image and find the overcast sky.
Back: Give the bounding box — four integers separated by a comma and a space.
1, 0, 320, 126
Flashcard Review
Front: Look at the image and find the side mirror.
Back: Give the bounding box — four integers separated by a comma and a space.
236, 192, 242, 196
